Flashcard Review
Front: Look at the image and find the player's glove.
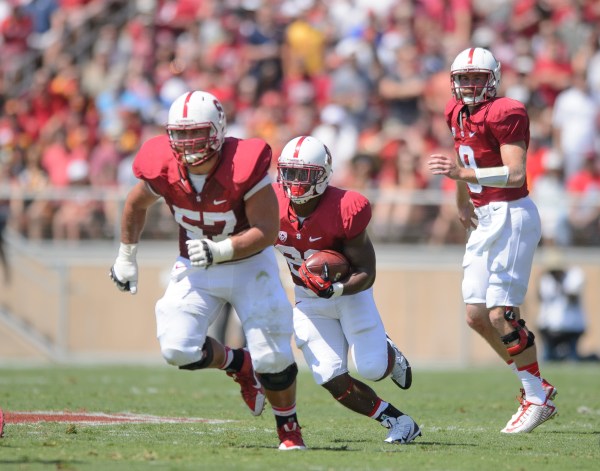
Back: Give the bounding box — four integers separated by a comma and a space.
298, 262, 343, 299
109, 243, 138, 295
186, 238, 234, 268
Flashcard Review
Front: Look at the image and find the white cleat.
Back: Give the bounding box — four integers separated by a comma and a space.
386, 335, 412, 389
382, 415, 422, 444
501, 399, 557, 433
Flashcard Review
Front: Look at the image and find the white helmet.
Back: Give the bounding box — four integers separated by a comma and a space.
277, 136, 332, 204
451, 47, 501, 105
166, 91, 227, 166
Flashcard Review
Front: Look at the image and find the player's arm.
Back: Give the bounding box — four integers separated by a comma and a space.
186, 181, 280, 268
497, 140, 527, 187
231, 183, 280, 259
109, 181, 160, 294
456, 180, 476, 230
340, 229, 377, 295
428, 140, 527, 189
121, 181, 161, 243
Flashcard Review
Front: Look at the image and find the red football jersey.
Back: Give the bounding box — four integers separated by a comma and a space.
445, 96, 530, 207
273, 183, 371, 286
133, 135, 272, 257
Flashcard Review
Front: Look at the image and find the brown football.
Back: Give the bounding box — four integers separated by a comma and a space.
304, 250, 350, 282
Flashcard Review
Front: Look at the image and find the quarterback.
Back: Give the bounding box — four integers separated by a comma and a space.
274, 135, 421, 445
109, 90, 305, 450
428, 47, 557, 433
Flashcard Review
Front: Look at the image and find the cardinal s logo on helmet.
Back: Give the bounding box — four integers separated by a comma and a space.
166, 91, 227, 166
277, 136, 333, 204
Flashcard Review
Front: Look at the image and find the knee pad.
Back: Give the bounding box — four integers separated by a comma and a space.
501, 308, 535, 356
257, 363, 298, 391
178, 337, 215, 370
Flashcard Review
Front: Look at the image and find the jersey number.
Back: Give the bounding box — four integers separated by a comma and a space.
276, 245, 319, 277
172, 205, 236, 240
458, 144, 483, 194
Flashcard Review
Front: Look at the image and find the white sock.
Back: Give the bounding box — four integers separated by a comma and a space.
517, 370, 546, 405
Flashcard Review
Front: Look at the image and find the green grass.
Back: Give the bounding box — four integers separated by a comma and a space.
0, 363, 599, 470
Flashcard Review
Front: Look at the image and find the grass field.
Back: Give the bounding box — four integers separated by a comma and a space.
0, 363, 598, 471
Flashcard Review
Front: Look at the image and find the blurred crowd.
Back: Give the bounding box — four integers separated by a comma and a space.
0, 0, 599, 246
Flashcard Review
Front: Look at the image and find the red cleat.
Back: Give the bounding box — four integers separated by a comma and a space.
277, 421, 307, 450
226, 349, 265, 416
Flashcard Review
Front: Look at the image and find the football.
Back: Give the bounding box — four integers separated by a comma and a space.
304, 250, 350, 282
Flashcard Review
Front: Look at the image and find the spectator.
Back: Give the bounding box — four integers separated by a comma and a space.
529, 149, 571, 247
311, 104, 359, 184
0, 196, 9, 284
566, 153, 600, 245
52, 159, 104, 240
551, 70, 600, 180
536, 250, 596, 362
9, 143, 53, 240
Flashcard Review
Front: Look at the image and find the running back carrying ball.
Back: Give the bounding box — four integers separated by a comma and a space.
304, 250, 350, 282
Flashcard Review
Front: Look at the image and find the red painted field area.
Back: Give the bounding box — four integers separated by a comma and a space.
0, 408, 232, 430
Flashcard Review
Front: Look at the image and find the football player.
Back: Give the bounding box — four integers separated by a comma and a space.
428, 47, 557, 433
273, 135, 421, 445
109, 90, 305, 450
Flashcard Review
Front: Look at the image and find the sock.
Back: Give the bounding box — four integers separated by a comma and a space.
517, 362, 546, 404
369, 400, 403, 423
221, 347, 244, 372
273, 403, 298, 428
507, 360, 518, 374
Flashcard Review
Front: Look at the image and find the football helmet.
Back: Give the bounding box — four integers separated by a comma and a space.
277, 136, 332, 204
451, 47, 501, 105
166, 91, 227, 166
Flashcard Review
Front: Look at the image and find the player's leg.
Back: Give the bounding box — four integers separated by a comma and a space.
295, 293, 419, 444
155, 258, 265, 416
232, 249, 305, 450
337, 289, 412, 389
487, 199, 556, 433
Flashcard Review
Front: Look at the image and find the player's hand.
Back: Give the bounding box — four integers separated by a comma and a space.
458, 202, 477, 230
428, 153, 461, 180
109, 243, 138, 294
299, 262, 341, 299
186, 238, 234, 268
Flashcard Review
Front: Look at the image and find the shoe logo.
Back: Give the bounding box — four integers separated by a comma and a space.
469, 131, 476, 137
213, 199, 227, 205
309, 236, 322, 242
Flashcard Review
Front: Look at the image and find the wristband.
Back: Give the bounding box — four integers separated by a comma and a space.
214, 238, 234, 263
118, 243, 138, 261
474, 166, 509, 187
330, 282, 344, 298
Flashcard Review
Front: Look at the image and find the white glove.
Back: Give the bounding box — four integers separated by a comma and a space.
109, 243, 138, 294
186, 238, 234, 268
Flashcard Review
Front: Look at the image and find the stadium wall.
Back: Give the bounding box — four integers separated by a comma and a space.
1, 239, 599, 367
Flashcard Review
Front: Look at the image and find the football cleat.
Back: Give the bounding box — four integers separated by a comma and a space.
226, 349, 266, 416
512, 377, 558, 420
386, 335, 412, 389
501, 398, 557, 433
382, 415, 422, 444
277, 421, 307, 450
541, 378, 557, 401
